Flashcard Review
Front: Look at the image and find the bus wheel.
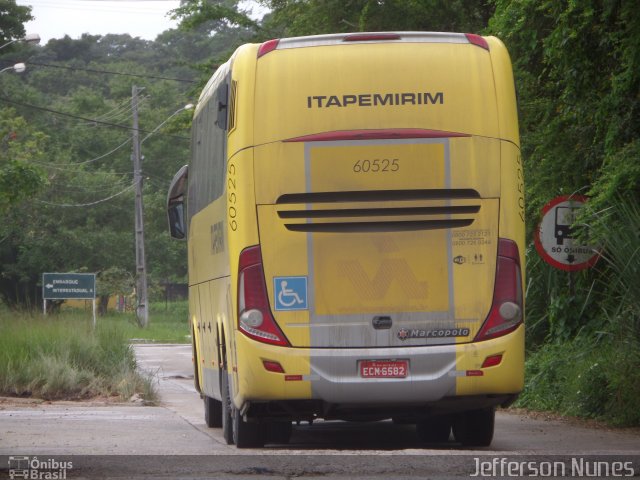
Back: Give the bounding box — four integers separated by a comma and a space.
204, 395, 222, 428
416, 416, 451, 443
267, 421, 292, 445
223, 374, 265, 448
221, 373, 234, 444
232, 408, 266, 448
452, 407, 495, 447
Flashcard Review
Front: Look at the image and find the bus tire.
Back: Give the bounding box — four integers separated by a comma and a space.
204, 395, 222, 428
221, 372, 234, 444
416, 416, 451, 443
232, 408, 266, 448
452, 407, 495, 447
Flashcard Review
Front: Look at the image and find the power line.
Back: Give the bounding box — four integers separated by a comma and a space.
31, 137, 133, 168
37, 182, 135, 207
88, 96, 151, 125
0, 95, 190, 140
26, 61, 196, 83
47, 181, 133, 193
90, 96, 140, 123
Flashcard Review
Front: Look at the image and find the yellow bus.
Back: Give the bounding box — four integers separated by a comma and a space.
167, 31, 524, 448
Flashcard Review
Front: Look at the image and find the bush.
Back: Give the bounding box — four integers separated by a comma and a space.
0, 311, 156, 401
517, 335, 640, 426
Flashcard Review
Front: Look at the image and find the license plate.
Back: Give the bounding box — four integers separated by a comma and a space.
360, 360, 408, 378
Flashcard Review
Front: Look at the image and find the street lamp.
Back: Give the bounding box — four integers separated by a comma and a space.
131, 95, 193, 327
0, 33, 41, 50
0, 63, 26, 74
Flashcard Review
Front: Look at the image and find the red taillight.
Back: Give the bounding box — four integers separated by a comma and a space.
238, 246, 290, 346
465, 33, 489, 51
257, 39, 280, 58
474, 239, 523, 342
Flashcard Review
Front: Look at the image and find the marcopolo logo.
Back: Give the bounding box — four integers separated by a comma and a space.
397, 327, 470, 341
8, 456, 73, 479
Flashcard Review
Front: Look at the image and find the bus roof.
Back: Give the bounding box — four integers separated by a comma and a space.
258, 32, 490, 57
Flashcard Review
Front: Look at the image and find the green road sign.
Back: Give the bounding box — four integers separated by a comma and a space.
42, 273, 96, 300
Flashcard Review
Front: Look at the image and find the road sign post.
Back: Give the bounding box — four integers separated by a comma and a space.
534, 195, 599, 271
42, 273, 97, 326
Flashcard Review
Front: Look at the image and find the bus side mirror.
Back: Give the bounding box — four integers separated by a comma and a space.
167, 165, 188, 240
216, 83, 228, 130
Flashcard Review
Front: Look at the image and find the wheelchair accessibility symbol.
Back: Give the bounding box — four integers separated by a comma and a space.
274, 276, 308, 311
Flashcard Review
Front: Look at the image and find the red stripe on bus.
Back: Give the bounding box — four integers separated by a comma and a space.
284, 129, 471, 142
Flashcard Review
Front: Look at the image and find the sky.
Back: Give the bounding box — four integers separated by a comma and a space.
16, 0, 183, 43
16, 1, 267, 44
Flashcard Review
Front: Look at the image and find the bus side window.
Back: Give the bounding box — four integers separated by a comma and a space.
216, 83, 228, 130
167, 165, 188, 240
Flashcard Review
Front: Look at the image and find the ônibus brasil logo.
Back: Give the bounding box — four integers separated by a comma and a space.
8, 456, 73, 479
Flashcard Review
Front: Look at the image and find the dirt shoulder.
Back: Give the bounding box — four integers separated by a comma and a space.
502, 407, 640, 435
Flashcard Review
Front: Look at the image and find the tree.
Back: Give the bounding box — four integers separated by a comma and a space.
0, 109, 46, 213
261, 0, 493, 37
0, 0, 33, 45
96, 267, 134, 315
487, 0, 640, 328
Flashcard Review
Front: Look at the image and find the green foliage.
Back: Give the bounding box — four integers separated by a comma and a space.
258, 0, 493, 37
172, 0, 257, 31
0, 109, 47, 212
171, 0, 493, 42
1, 0, 637, 424
523, 251, 603, 344
96, 267, 134, 316
489, 0, 640, 221
487, 1, 640, 425
97, 267, 134, 297
517, 335, 640, 426
0, 310, 157, 401
0, 0, 33, 45
0, 32, 205, 308
596, 196, 640, 335
486, 0, 639, 339
358, 0, 493, 32
52, 299, 188, 341
519, 196, 640, 426
84, 300, 189, 344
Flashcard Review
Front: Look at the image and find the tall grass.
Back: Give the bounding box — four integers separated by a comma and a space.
517, 196, 640, 426
67, 300, 190, 344
598, 196, 640, 331
0, 311, 156, 401
517, 336, 640, 425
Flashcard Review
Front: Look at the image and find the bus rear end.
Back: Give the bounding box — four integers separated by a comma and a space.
230, 32, 524, 447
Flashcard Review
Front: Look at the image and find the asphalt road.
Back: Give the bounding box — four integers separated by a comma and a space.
1, 344, 639, 479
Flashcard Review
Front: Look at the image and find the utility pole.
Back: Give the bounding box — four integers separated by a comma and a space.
131, 85, 148, 327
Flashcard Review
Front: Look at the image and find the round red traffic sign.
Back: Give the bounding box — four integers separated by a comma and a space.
534, 195, 599, 271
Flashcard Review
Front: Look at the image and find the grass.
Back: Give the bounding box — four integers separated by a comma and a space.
103, 300, 190, 344
0, 309, 160, 401
64, 300, 190, 344
515, 335, 640, 426
516, 196, 640, 427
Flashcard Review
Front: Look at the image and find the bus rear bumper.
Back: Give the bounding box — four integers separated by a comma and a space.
233, 324, 524, 420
